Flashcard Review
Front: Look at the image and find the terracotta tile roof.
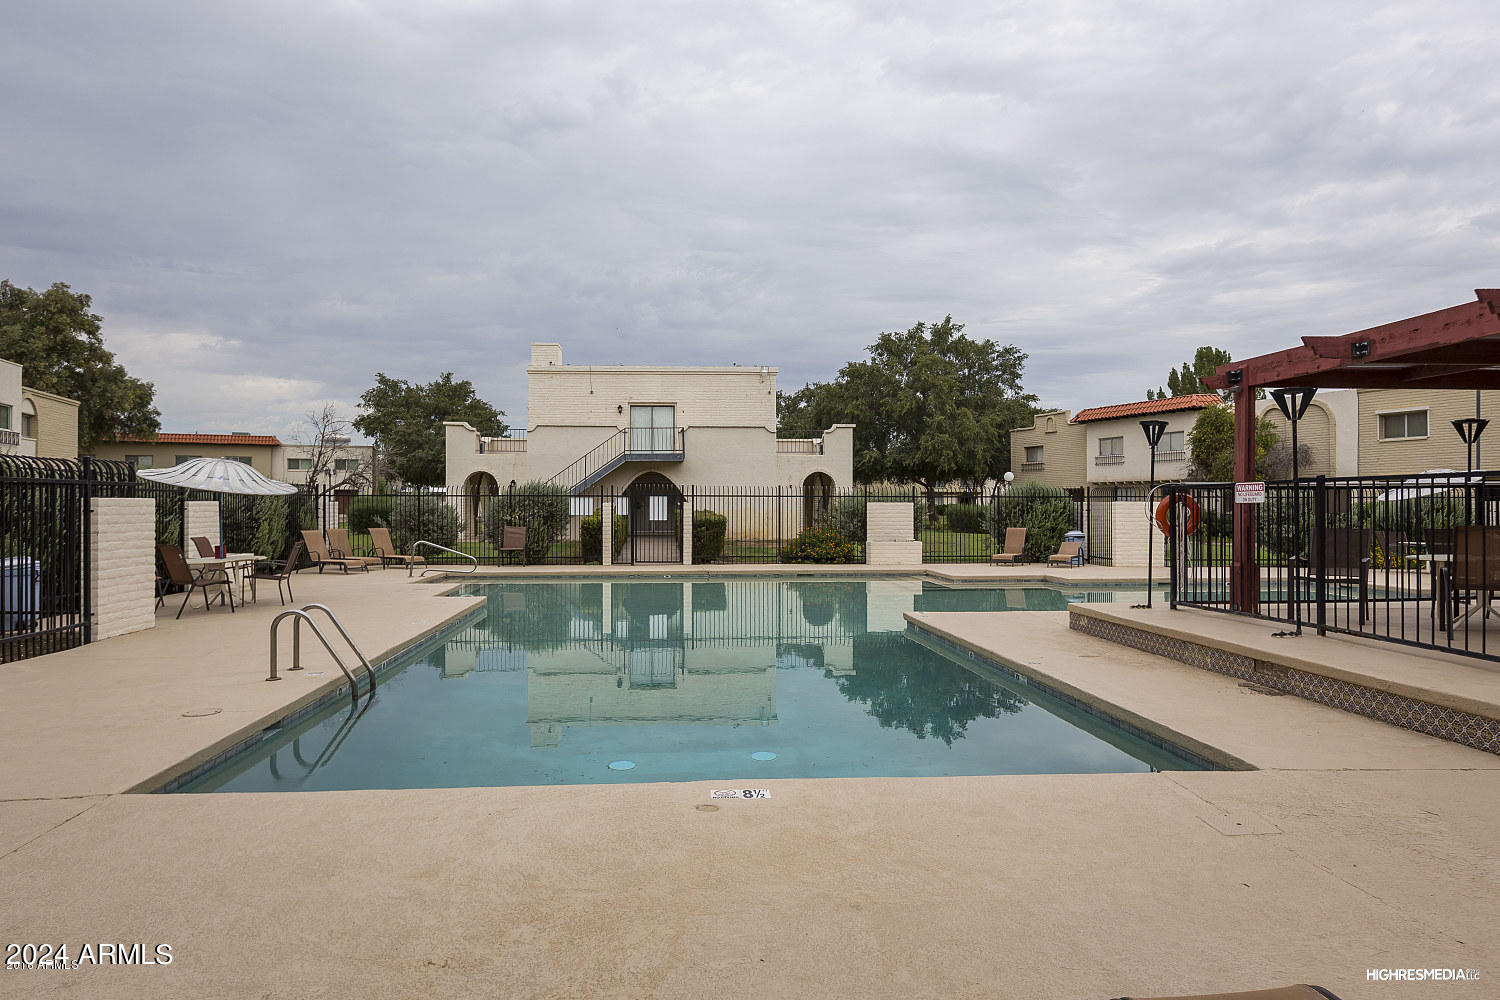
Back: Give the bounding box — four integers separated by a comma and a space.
1070, 394, 1224, 423
113, 433, 283, 447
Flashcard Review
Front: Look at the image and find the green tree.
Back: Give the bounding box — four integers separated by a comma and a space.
0, 280, 160, 448
353, 373, 506, 486
1186, 404, 1278, 481
1147, 346, 1233, 401
779, 317, 1037, 504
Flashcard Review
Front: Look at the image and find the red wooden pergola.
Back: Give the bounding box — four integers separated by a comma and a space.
1201, 288, 1500, 612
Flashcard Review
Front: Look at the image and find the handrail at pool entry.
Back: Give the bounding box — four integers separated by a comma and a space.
267, 608, 376, 699
409, 540, 478, 577
295, 603, 376, 694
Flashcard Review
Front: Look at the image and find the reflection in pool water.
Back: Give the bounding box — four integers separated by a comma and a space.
177, 578, 1198, 792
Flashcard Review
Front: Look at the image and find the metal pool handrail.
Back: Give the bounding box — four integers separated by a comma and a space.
409, 540, 478, 577
267, 607, 376, 700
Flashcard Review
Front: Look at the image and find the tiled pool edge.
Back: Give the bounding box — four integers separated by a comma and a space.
1069, 609, 1500, 756
902, 619, 1249, 772
140, 602, 488, 794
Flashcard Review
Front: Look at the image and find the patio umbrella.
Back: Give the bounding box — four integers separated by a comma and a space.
1375, 469, 1478, 503
137, 458, 298, 552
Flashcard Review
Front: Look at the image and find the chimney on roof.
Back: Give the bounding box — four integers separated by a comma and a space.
531, 343, 563, 366
231, 431, 249, 436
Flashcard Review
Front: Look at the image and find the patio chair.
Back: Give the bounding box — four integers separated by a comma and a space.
1444, 526, 1500, 635
325, 527, 385, 570
498, 525, 528, 565
190, 535, 217, 558
989, 527, 1027, 564
252, 540, 303, 606
157, 544, 235, 619
1111, 986, 1341, 1000
367, 526, 426, 570
1046, 539, 1082, 566
1289, 528, 1370, 626
300, 530, 370, 574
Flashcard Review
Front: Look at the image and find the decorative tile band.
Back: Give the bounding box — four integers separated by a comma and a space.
1070, 613, 1500, 756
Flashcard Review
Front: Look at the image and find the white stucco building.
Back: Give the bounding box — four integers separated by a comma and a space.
1, 357, 81, 460
446, 343, 854, 540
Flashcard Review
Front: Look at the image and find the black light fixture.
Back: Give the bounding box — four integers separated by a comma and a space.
1452, 418, 1489, 524
1136, 419, 1170, 609
617, 404, 623, 414
1225, 369, 1243, 388
1351, 340, 1371, 359
1268, 388, 1316, 637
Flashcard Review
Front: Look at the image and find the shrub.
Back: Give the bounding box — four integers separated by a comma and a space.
779, 525, 860, 563
484, 481, 569, 563
993, 480, 1076, 562
943, 502, 986, 534
691, 510, 727, 563
384, 497, 460, 555
348, 496, 394, 534
221, 495, 290, 560
579, 512, 628, 563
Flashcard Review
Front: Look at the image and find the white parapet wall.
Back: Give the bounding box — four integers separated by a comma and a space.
89, 497, 156, 641
184, 500, 221, 551
865, 502, 922, 566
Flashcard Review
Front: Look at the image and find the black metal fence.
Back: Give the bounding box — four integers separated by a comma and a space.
1166, 470, 1500, 662
0, 456, 134, 662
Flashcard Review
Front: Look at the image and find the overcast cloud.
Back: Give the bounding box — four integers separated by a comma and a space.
3, 0, 1498, 440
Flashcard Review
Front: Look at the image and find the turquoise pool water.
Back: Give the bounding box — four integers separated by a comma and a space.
175, 578, 1204, 792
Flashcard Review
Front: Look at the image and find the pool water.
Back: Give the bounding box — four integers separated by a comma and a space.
175, 578, 1204, 792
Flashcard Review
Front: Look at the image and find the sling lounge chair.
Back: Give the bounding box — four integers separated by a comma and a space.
990, 527, 1027, 564
326, 527, 385, 569
252, 540, 304, 606
367, 526, 425, 570
1047, 539, 1082, 566
301, 530, 370, 574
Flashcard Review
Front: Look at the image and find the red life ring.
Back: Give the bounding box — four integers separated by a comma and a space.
1154, 494, 1200, 536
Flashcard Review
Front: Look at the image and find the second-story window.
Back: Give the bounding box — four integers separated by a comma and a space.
1024, 446, 1043, 464
1099, 436, 1123, 456
1161, 431, 1185, 453
629, 405, 676, 453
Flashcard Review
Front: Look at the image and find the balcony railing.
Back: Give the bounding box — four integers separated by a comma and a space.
1019, 461, 1045, 472
1157, 450, 1187, 463
776, 438, 823, 455
1094, 454, 1124, 465
0, 429, 19, 447
479, 436, 526, 453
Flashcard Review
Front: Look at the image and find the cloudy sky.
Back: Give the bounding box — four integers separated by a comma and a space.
3, 0, 1498, 442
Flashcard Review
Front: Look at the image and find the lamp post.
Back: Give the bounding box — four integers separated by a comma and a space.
1270, 387, 1317, 636
1452, 417, 1489, 525
1136, 419, 1168, 609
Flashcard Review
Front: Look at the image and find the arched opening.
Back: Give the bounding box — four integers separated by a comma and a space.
802, 471, 834, 529
1044, 416, 1055, 433
463, 471, 499, 539
623, 472, 683, 564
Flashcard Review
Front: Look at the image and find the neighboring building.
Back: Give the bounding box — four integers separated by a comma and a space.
1008, 410, 1087, 490
1072, 394, 1223, 498
1256, 388, 1358, 478
446, 343, 854, 537
1353, 388, 1500, 477
88, 432, 372, 485
1, 357, 81, 459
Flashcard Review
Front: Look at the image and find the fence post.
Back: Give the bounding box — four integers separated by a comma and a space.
777, 485, 782, 553
682, 487, 693, 565
1314, 475, 1327, 635
81, 456, 94, 645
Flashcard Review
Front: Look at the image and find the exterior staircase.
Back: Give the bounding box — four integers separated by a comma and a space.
546, 428, 684, 494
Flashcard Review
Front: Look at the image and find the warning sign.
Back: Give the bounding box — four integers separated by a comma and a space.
1234, 482, 1266, 504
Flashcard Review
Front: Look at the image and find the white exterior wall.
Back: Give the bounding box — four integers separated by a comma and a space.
1095, 500, 1156, 567
185, 501, 221, 551
90, 498, 156, 640
865, 502, 921, 565
1083, 410, 1206, 485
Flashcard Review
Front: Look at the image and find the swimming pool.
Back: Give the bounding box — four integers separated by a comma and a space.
173, 577, 1207, 792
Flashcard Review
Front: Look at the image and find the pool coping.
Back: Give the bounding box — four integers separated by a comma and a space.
903, 612, 1255, 772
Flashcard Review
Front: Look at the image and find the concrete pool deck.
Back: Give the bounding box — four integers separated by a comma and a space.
1, 567, 1496, 998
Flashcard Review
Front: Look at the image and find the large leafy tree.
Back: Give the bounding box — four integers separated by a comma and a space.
1186, 404, 1278, 481
0, 280, 160, 449
780, 316, 1037, 501
353, 373, 506, 486
1147, 346, 1233, 401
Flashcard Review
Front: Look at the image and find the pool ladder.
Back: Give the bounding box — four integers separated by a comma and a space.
267, 604, 377, 698
409, 540, 478, 577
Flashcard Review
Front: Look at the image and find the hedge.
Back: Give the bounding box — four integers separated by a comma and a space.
691, 510, 727, 563
580, 513, 628, 563
484, 482, 570, 563
780, 525, 860, 563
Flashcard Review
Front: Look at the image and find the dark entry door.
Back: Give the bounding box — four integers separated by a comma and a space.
625, 474, 682, 564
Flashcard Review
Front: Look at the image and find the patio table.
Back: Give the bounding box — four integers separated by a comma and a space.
186, 552, 262, 605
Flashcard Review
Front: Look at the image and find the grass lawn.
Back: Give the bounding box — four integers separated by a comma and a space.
919, 528, 995, 562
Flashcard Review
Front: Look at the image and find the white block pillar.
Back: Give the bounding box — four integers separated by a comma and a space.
601, 502, 613, 566
865, 502, 923, 566
681, 489, 693, 565
90, 497, 156, 640
184, 500, 221, 551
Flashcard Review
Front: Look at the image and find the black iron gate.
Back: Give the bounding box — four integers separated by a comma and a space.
625, 474, 682, 564
1, 455, 134, 663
